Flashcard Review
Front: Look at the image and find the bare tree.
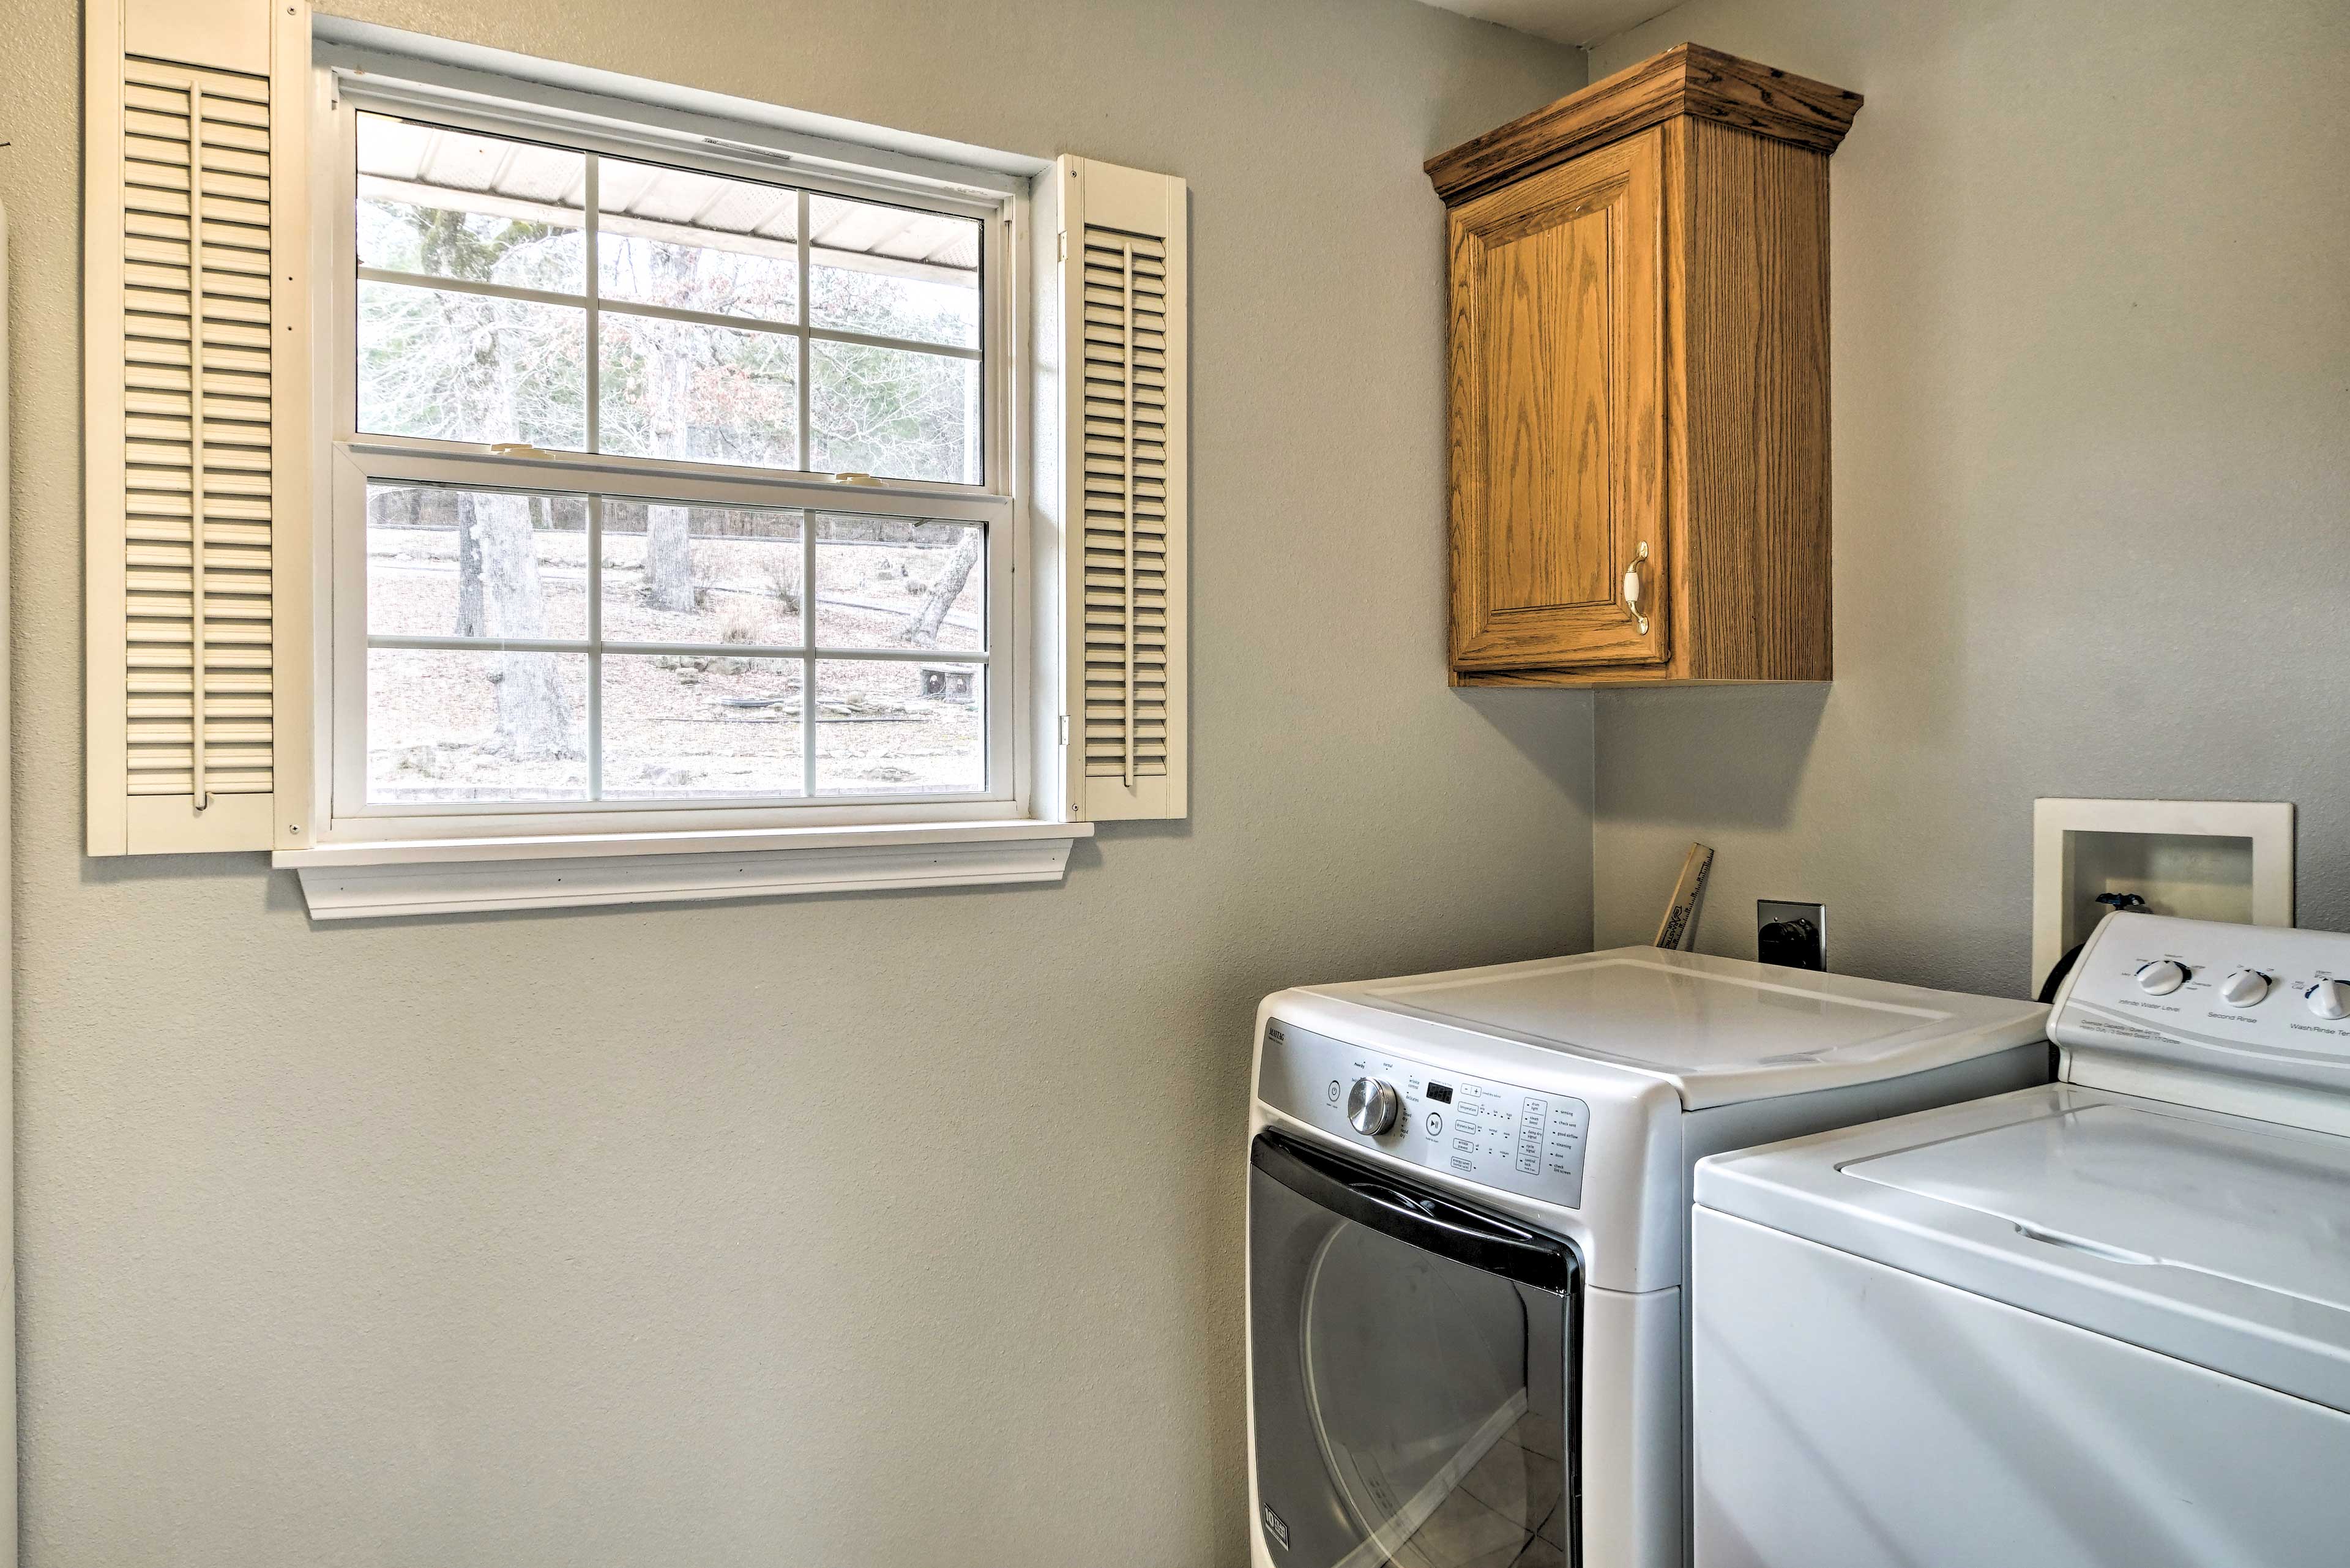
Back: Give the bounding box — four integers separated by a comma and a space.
472, 490, 574, 758
354, 201, 583, 759
644, 505, 697, 611
419, 214, 576, 757
641, 242, 705, 613
453, 490, 486, 638
903, 527, 981, 647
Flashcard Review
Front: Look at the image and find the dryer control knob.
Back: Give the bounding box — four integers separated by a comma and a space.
2135, 960, 2190, 996
2220, 969, 2272, 1007
1346, 1078, 1401, 1135
2306, 979, 2350, 1021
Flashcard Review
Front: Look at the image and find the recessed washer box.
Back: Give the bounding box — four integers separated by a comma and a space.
2032, 797, 2294, 996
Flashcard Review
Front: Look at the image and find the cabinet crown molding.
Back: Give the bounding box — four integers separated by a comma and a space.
1426, 42, 1863, 205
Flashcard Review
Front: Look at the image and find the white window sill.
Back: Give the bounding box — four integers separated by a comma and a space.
273, 819, 1094, 920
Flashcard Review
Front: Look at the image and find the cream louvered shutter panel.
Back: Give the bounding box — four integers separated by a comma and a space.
1053, 157, 1187, 821
85, 0, 311, 855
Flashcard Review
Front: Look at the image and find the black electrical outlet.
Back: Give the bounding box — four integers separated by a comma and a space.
1758, 900, 1827, 971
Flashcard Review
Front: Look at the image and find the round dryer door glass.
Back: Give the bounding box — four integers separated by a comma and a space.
1248, 1133, 1576, 1568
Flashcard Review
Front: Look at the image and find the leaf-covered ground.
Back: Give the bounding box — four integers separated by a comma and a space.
366, 529, 986, 801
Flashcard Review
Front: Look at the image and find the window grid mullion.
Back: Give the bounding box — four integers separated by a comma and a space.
345, 441, 1010, 520
802, 509, 818, 800
356, 267, 980, 361
584, 154, 602, 454
798, 192, 818, 800
796, 190, 812, 476
585, 155, 604, 800
365, 632, 993, 662
366, 635, 593, 654
588, 494, 604, 801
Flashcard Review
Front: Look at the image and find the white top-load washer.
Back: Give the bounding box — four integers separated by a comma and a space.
1244, 946, 2050, 1568
1688, 911, 2350, 1568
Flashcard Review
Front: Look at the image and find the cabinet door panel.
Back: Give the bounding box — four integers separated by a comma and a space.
1485, 205, 1612, 615
1449, 129, 1666, 670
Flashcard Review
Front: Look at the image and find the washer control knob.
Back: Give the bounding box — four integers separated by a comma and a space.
2306, 979, 2350, 1022
1346, 1078, 1401, 1135
2135, 960, 2190, 996
2220, 969, 2272, 1007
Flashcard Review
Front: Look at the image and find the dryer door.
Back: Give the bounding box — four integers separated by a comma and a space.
1250, 1130, 1579, 1567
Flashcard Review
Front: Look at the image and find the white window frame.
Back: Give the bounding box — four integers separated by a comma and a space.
302, 51, 1058, 857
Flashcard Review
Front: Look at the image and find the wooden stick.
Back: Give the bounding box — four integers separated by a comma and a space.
1654, 842, 1715, 950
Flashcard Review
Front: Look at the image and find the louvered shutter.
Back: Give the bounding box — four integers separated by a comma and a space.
85, 0, 311, 855
1051, 157, 1187, 821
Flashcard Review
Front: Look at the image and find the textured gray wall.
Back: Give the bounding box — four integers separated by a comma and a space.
1589, 0, 2350, 995
2, 4, 1589, 1563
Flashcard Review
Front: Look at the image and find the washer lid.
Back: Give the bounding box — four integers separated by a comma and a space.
1846, 1102, 2350, 1317
1696, 1085, 2350, 1413
1327, 949, 2047, 1108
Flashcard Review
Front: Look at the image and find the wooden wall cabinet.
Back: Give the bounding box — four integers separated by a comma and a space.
1428, 45, 1862, 686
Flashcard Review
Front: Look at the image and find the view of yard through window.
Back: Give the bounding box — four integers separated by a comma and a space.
365, 487, 986, 802
345, 111, 999, 809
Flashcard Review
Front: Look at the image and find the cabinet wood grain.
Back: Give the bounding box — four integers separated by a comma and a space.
1427, 42, 1862, 205
1432, 45, 1860, 688
1450, 131, 1666, 671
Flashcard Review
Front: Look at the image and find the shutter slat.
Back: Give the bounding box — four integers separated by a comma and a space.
125, 645, 275, 670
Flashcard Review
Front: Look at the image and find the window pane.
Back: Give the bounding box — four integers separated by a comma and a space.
808, 193, 979, 348
368, 648, 589, 802
808, 341, 979, 483
598, 157, 799, 323
366, 483, 589, 641
358, 279, 588, 450
601, 501, 804, 647
602, 654, 804, 799
814, 515, 982, 652
599, 313, 799, 469
813, 659, 983, 796
356, 113, 586, 293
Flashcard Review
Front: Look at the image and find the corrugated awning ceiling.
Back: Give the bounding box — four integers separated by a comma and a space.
356, 113, 980, 277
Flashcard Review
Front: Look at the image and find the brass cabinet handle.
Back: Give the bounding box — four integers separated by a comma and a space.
1622, 541, 1651, 635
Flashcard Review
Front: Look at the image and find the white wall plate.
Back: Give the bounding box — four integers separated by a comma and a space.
2032, 798, 2294, 995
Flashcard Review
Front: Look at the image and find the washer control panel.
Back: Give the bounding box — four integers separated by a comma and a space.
1258, 1017, 1589, 1209
2054, 912, 2350, 1091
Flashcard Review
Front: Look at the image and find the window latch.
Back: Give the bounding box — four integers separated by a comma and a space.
488, 442, 552, 460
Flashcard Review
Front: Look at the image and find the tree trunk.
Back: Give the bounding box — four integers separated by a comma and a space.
491, 651, 574, 760
453, 288, 576, 761
903, 528, 982, 646
453, 491, 487, 638
475, 490, 576, 760
638, 242, 703, 611
644, 505, 696, 611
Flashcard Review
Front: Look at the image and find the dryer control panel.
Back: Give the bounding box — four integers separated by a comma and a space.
2054, 912, 2350, 1093
1258, 1018, 1589, 1209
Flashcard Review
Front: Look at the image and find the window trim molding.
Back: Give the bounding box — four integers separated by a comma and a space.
310, 18, 1046, 196
304, 50, 1049, 868
274, 818, 1093, 920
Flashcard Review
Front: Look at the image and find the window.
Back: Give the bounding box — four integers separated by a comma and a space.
327, 102, 1014, 829
84, 1, 1187, 908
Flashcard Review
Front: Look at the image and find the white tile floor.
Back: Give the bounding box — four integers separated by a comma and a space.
1386, 1410, 1568, 1568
